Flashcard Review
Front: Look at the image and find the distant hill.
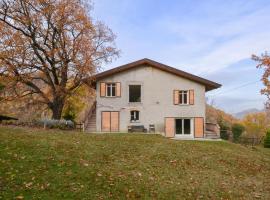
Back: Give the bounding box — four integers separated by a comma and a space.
233, 108, 263, 119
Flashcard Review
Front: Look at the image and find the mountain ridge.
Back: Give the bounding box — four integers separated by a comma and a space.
233, 108, 263, 119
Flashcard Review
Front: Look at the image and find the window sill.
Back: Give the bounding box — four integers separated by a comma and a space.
130, 121, 140, 123
102, 96, 119, 98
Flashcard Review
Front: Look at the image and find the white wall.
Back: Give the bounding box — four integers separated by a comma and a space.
96, 65, 206, 134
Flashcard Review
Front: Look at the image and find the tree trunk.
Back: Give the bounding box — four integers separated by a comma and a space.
51, 99, 65, 120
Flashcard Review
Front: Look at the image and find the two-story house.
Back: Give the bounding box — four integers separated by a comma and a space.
86, 58, 221, 139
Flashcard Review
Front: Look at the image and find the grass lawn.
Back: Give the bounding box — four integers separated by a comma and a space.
0, 127, 270, 200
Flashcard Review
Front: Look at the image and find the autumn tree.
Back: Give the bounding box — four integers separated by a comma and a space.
242, 112, 269, 138
0, 83, 4, 92
253, 53, 270, 111
0, 0, 118, 119
0, 83, 4, 101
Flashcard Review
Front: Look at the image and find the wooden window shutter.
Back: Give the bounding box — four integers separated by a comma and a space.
116, 82, 121, 97
110, 112, 119, 132
189, 90, 194, 105
100, 82, 106, 97
174, 90, 179, 105
165, 118, 175, 137
194, 117, 204, 138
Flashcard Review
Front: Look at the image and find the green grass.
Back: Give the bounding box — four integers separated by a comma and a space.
0, 127, 270, 200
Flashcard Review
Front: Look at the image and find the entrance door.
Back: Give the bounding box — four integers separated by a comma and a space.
175, 119, 191, 136
101, 111, 119, 132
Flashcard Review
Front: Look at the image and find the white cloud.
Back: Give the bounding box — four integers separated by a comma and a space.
153, 3, 270, 74
92, 0, 270, 112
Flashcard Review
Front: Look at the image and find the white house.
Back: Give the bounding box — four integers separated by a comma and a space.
85, 58, 221, 139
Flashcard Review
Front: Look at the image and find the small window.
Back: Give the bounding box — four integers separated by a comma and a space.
130, 110, 139, 122
179, 90, 188, 104
129, 85, 141, 102
106, 83, 116, 97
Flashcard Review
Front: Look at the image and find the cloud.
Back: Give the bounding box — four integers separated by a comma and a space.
92, 0, 270, 112
204, 58, 266, 113
152, 1, 270, 74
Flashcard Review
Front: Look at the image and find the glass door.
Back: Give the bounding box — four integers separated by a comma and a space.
175, 119, 191, 135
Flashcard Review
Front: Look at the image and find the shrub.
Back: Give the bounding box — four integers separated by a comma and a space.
232, 123, 245, 142
218, 120, 231, 140
34, 119, 74, 129
63, 105, 76, 122
264, 130, 270, 148
220, 130, 230, 140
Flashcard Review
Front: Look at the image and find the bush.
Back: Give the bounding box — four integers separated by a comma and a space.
220, 130, 230, 140
34, 119, 75, 129
264, 130, 270, 148
232, 123, 245, 142
218, 120, 231, 140
63, 105, 76, 122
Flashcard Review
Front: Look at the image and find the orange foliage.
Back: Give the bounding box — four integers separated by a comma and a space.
252, 53, 270, 110
242, 112, 270, 138
0, 0, 119, 119
206, 104, 238, 127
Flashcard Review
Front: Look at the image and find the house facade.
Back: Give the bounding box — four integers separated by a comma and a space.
87, 59, 221, 138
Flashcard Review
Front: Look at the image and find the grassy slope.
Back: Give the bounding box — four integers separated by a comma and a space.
0, 127, 270, 200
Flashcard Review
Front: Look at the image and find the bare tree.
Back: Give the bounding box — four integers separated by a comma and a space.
0, 0, 119, 119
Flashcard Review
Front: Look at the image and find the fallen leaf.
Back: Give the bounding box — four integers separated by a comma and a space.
97, 173, 102, 177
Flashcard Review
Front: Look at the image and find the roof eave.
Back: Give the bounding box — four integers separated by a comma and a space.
93, 59, 222, 91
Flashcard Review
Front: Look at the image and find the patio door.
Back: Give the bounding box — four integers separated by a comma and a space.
175, 119, 192, 136
101, 111, 119, 132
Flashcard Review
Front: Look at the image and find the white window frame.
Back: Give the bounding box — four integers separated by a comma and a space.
130, 110, 140, 122
106, 83, 116, 97
179, 90, 189, 105
175, 118, 192, 135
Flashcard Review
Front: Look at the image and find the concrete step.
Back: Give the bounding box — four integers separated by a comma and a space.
87, 123, 96, 126
205, 135, 220, 139
205, 130, 219, 138
205, 133, 218, 136
86, 123, 96, 128
85, 112, 96, 131
87, 123, 96, 125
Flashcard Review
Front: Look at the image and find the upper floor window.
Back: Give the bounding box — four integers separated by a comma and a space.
179, 90, 188, 104
106, 83, 116, 97
174, 89, 194, 105
130, 110, 140, 122
100, 82, 121, 97
129, 85, 141, 102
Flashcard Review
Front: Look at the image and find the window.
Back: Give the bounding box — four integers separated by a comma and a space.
129, 85, 141, 102
179, 90, 188, 104
175, 119, 191, 135
106, 83, 116, 97
130, 110, 139, 122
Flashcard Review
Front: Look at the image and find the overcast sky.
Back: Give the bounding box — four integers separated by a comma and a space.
92, 0, 270, 114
